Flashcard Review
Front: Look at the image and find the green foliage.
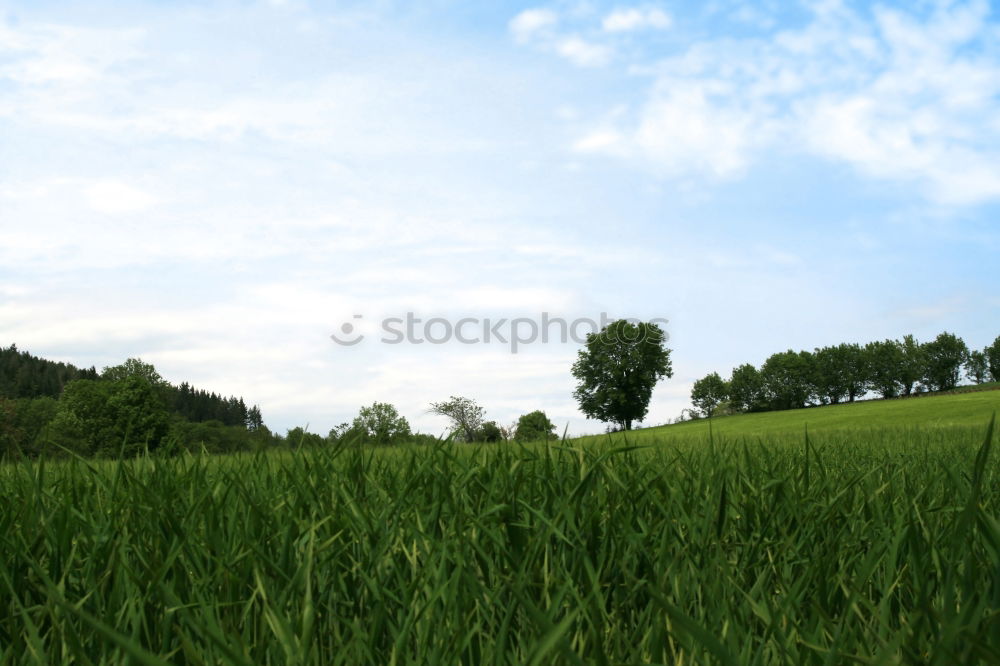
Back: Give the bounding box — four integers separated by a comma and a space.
246, 404, 264, 430
865, 339, 904, 398
0, 344, 99, 399
101, 357, 166, 385
986, 336, 1000, 382
811, 346, 850, 404
571, 319, 672, 430
13, 397, 59, 455
478, 420, 505, 442
690, 372, 728, 417
966, 349, 989, 384
1, 421, 999, 663
284, 426, 327, 448
2, 348, 269, 458
838, 342, 869, 401
351, 402, 412, 446
40, 379, 116, 456
169, 381, 256, 428
429, 396, 486, 442
921, 331, 969, 391
408, 432, 443, 446
809, 344, 869, 403
0, 397, 20, 457
513, 410, 557, 441
104, 376, 172, 456
588, 386, 1000, 442
40, 377, 170, 457
898, 333, 924, 395
760, 350, 814, 411
727, 363, 764, 412
704, 332, 989, 419
327, 422, 353, 444
166, 418, 266, 455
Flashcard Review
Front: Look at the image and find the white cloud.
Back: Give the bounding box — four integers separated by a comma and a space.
566, 1, 1000, 203
0, 23, 144, 86
83, 180, 158, 214
4, 1, 995, 438
509, 9, 612, 68
509, 8, 558, 43
556, 36, 613, 67
572, 129, 626, 154
574, 82, 760, 178
450, 286, 577, 312
602, 7, 672, 32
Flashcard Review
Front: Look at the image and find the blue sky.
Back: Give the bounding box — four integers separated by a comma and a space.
2, 0, 998, 436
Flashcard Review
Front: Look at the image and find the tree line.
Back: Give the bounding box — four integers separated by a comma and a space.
0, 346, 273, 458
690, 332, 1000, 419
299, 398, 561, 448
0, 345, 569, 458
291, 318, 675, 445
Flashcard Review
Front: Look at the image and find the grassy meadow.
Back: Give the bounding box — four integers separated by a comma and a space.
591, 387, 1000, 442
2, 395, 1000, 663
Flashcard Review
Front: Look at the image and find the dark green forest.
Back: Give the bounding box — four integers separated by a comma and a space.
0, 345, 278, 458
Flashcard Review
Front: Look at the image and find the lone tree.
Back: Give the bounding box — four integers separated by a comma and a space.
571, 319, 672, 431
429, 396, 485, 442
690, 372, 728, 418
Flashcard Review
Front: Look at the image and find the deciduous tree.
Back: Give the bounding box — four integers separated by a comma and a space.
921, 332, 969, 391
728, 364, 764, 412
898, 334, 924, 395
514, 410, 557, 441
965, 349, 988, 384
352, 402, 411, 445
865, 339, 904, 398
986, 336, 1000, 382
761, 350, 815, 410
812, 346, 849, 404
429, 396, 485, 442
571, 320, 672, 431
690, 372, 728, 417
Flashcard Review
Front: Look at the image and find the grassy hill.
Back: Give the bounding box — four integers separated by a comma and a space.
581, 388, 1000, 444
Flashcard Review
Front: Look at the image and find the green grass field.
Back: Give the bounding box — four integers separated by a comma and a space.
587, 388, 1000, 443
2, 394, 999, 663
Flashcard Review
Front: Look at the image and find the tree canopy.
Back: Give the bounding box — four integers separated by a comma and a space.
351, 402, 411, 446
921, 332, 969, 391
690, 372, 728, 418
429, 396, 485, 442
571, 319, 672, 431
514, 410, 558, 441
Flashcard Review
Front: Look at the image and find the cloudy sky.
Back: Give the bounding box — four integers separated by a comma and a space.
2, 0, 999, 436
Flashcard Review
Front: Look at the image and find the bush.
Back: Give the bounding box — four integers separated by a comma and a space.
514, 410, 557, 442
478, 421, 505, 442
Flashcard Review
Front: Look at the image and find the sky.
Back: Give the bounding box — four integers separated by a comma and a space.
1, 0, 999, 437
